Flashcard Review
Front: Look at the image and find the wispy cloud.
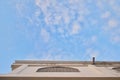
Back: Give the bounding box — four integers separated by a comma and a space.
26, 47, 75, 60
15, 0, 120, 61
101, 11, 111, 19
108, 19, 118, 28
70, 22, 81, 35
86, 48, 99, 58
40, 28, 50, 43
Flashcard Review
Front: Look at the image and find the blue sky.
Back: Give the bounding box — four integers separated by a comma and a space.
0, 0, 120, 74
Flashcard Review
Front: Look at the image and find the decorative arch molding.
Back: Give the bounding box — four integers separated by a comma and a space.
36, 66, 80, 72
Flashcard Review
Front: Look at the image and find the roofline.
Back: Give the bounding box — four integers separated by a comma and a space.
14, 60, 120, 64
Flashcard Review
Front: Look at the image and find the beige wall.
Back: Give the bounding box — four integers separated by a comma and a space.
0, 77, 120, 80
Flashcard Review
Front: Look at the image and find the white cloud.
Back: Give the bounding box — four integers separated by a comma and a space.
81, 48, 99, 60
108, 0, 120, 16
103, 19, 119, 32
96, 0, 105, 10
111, 35, 120, 44
35, 0, 40, 7
35, 0, 50, 13
40, 28, 50, 43
15, 1, 26, 17
69, 0, 79, 4
44, 14, 52, 25
101, 11, 111, 19
102, 19, 120, 44
90, 19, 98, 26
91, 36, 97, 42
14, 0, 120, 61
57, 27, 64, 34
34, 0, 92, 39
86, 48, 99, 58
26, 53, 39, 60
35, 10, 41, 17
82, 36, 97, 47
71, 22, 81, 35
63, 13, 70, 24
108, 19, 118, 28
26, 48, 64, 60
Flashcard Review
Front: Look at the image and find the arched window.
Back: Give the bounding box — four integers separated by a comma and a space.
36, 66, 80, 72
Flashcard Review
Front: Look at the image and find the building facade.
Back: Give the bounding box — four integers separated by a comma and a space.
0, 60, 120, 80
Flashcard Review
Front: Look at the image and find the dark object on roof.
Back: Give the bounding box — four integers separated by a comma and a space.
92, 57, 95, 65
